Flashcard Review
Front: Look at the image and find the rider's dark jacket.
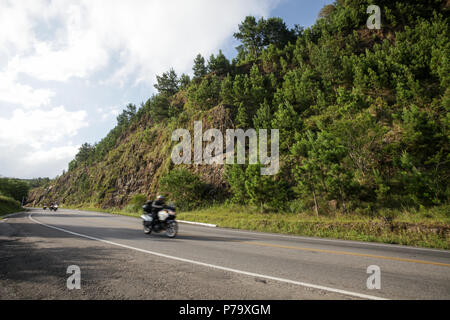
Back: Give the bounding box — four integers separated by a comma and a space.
143, 199, 165, 222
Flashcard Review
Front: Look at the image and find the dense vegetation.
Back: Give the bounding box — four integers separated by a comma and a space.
32, 0, 449, 220
0, 177, 49, 215
0, 178, 30, 202
0, 195, 22, 216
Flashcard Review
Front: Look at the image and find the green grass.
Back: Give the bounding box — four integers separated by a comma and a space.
177, 204, 450, 250
0, 195, 23, 217
59, 203, 449, 250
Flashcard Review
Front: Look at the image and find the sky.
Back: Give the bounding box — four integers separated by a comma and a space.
0, 0, 332, 179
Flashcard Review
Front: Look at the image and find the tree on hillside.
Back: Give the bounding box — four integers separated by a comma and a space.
125, 103, 136, 118
261, 17, 296, 48
0, 178, 30, 202
235, 102, 250, 128
253, 99, 273, 129
224, 164, 247, 204
318, 4, 336, 20
234, 16, 263, 56
187, 75, 221, 111
207, 50, 231, 76
271, 102, 302, 151
116, 103, 137, 127
179, 73, 191, 89
220, 74, 234, 105
75, 143, 95, 165
234, 16, 296, 57
244, 163, 287, 212
193, 54, 208, 80
154, 69, 179, 96
148, 94, 171, 122
159, 168, 206, 210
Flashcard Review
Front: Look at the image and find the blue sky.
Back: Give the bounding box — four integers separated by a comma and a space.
0, 0, 333, 179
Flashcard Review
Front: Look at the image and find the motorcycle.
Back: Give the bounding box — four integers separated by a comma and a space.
141, 205, 178, 238
49, 204, 58, 211
43, 205, 47, 210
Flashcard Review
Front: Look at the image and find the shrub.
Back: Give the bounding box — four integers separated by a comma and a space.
123, 194, 148, 213
0, 178, 29, 202
0, 195, 22, 216
159, 168, 207, 210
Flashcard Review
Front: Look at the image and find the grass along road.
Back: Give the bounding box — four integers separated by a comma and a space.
0, 195, 23, 217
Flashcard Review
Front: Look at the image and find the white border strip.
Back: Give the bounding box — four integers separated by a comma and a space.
178, 220, 217, 228
28, 213, 387, 300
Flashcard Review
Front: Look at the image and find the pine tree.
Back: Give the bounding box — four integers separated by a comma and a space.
253, 99, 272, 129
193, 54, 208, 80
224, 164, 247, 204
179, 73, 191, 89
207, 50, 231, 76
149, 94, 171, 122
236, 103, 249, 128
220, 74, 234, 105
271, 102, 301, 151
244, 163, 286, 212
154, 69, 179, 96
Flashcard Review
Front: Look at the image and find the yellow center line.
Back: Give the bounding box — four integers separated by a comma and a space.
242, 241, 450, 267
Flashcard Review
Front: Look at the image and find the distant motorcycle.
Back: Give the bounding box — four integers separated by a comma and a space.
49, 204, 58, 211
141, 205, 178, 238
43, 205, 47, 210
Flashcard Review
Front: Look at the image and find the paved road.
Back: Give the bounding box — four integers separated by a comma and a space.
1, 208, 449, 300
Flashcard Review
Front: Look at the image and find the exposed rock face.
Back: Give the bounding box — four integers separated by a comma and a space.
28, 104, 235, 208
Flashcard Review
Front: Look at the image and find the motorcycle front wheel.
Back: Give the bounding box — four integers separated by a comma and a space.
166, 221, 178, 238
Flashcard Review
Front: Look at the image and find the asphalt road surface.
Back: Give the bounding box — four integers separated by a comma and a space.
1, 208, 449, 300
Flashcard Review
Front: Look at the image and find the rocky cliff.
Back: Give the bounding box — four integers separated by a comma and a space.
29, 104, 235, 208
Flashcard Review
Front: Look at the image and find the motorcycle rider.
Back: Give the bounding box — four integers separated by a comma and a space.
143, 195, 166, 226
151, 195, 166, 224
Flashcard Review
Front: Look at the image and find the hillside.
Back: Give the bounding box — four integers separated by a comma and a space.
29, 0, 449, 219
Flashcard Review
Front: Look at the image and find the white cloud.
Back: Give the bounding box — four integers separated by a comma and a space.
0, 0, 47, 54
0, 106, 87, 178
22, 145, 80, 167
0, 72, 55, 108
0, 144, 80, 179
1, 0, 277, 84
0, 106, 88, 149
0, 0, 279, 178
96, 105, 121, 121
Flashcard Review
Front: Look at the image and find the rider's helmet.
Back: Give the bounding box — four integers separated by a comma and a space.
156, 195, 165, 201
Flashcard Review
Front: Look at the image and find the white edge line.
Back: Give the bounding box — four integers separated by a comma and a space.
28, 213, 387, 300
178, 220, 217, 228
